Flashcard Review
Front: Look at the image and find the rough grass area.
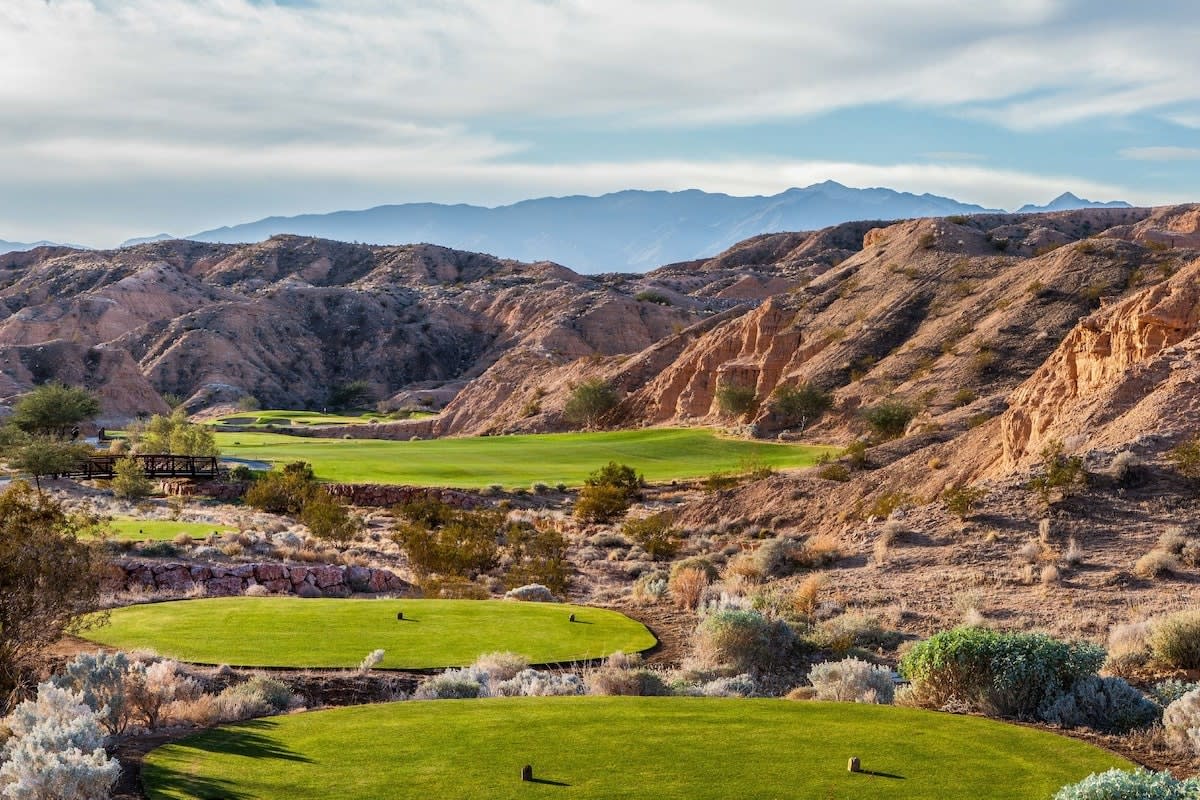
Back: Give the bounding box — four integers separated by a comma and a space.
142, 697, 1131, 800
215, 427, 834, 487
81, 598, 656, 669
98, 519, 231, 542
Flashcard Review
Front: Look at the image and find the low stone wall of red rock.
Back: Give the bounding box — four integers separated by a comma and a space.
162, 480, 479, 508
112, 559, 412, 598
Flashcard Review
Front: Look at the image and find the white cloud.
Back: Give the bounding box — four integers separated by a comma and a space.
1120, 146, 1200, 161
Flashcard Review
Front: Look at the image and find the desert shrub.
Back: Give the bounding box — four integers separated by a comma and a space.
503, 583, 557, 602
1168, 436, 1200, 484
749, 537, 798, 578
715, 383, 757, 419
1134, 549, 1179, 579
1164, 688, 1200, 754
860, 400, 916, 440
634, 290, 671, 305
586, 655, 669, 697
942, 485, 987, 520
300, 489, 359, 543
392, 501, 504, 580
414, 668, 489, 700
244, 461, 318, 514
126, 660, 201, 730
670, 556, 719, 583
51, 651, 133, 735
695, 673, 758, 697
813, 612, 897, 654
1150, 610, 1200, 669
693, 609, 796, 673
359, 649, 385, 673
494, 669, 585, 697
573, 485, 629, 522
0, 682, 121, 800
808, 657, 895, 704
129, 407, 218, 456
1053, 769, 1200, 800
472, 652, 529, 683
866, 491, 910, 519
793, 572, 827, 616
1027, 441, 1087, 505
1108, 451, 1139, 482
630, 572, 668, 604
899, 627, 1105, 719
621, 512, 680, 560
1151, 679, 1200, 707
112, 456, 153, 500
817, 463, 850, 481
795, 533, 841, 568
770, 383, 832, 429
668, 566, 709, 610
563, 379, 619, 428
217, 675, 295, 719
1040, 676, 1160, 733
505, 523, 569, 593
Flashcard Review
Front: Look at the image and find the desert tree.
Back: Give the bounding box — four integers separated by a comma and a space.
563, 379, 619, 428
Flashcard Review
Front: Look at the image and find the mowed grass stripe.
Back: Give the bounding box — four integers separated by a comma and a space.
142, 697, 1132, 800
99, 519, 232, 542
82, 598, 656, 669
215, 427, 834, 487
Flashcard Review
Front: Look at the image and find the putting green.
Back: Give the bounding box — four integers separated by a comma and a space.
216, 427, 833, 488
142, 697, 1131, 800
101, 519, 231, 542
82, 598, 656, 669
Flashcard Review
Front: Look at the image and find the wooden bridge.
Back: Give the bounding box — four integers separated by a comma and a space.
68, 454, 220, 480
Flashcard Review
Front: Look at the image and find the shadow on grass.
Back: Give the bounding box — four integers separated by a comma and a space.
858, 769, 905, 779
528, 777, 571, 786
143, 720, 312, 799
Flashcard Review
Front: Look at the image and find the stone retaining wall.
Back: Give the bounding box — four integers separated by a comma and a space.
112, 558, 412, 598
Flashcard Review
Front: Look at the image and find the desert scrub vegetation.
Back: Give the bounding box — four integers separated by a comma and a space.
1148, 609, 1200, 669
769, 383, 832, 430
806, 656, 895, 704
859, 399, 916, 441
128, 406, 218, 456
392, 499, 505, 582
563, 378, 619, 429
574, 461, 642, 523
942, 484, 987, 520
693, 609, 796, 673
714, 382, 757, 419
1027, 440, 1087, 505
1168, 434, 1200, 486
621, 512, 681, 561
1052, 769, 1200, 800
899, 627, 1111, 722
111, 455, 154, 500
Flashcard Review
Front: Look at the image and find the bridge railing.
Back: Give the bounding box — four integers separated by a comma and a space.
67, 454, 220, 479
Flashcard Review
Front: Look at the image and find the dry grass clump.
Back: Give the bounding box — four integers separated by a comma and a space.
1039, 564, 1061, 586
668, 566, 709, 611
796, 534, 841, 567
472, 651, 529, 682
1135, 549, 1180, 579
1150, 610, 1200, 670
586, 652, 669, 697
630, 571, 668, 605
1063, 537, 1085, 567
1015, 540, 1042, 564
793, 572, 827, 616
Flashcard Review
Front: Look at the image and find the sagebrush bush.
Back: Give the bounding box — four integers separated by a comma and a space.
211, 675, 297, 721
51, 651, 133, 735
668, 566, 709, 610
414, 668, 489, 700
808, 657, 895, 704
899, 627, 1105, 719
494, 669, 585, 697
813, 612, 895, 654
693, 609, 795, 673
126, 660, 201, 730
1150, 610, 1200, 669
1164, 688, 1200, 755
1039, 676, 1160, 733
1151, 679, 1200, 707
472, 652, 529, 682
1105, 621, 1151, 676
1052, 768, 1200, 800
630, 572, 668, 604
0, 683, 121, 800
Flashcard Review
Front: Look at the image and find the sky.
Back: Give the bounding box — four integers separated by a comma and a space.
1, 0, 1198, 247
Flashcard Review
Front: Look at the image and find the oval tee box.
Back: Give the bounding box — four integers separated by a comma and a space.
82, 597, 657, 670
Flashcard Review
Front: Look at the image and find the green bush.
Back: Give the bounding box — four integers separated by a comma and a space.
621, 512, 680, 561
392, 502, 504, 580
634, 290, 671, 306
942, 485, 987, 519
563, 379, 619, 428
1027, 440, 1087, 505
898, 627, 1105, 719
770, 383, 832, 429
715, 383, 757, 419
1149, 609, 1200, 669
1040, 676, 1161, 733
300, 490, 359, 543
1168, 436, 1200, 484
693, 609, 796, 673
505, 524, 570, 594
574, 484, 633, 523
1052, 769, 1200, 800
244, 461, 318, 514
112, 457, 153, 500
860, 400, 916, 440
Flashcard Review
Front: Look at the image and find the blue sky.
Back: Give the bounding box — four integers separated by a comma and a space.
1, 0, 1198, 245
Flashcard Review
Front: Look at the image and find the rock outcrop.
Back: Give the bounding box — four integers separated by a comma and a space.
111, 559, 412, 597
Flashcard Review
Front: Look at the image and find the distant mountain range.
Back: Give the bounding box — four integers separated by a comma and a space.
0, 238, 82, 254
1016, 192, 1132, 214
2, 184, 1133, 270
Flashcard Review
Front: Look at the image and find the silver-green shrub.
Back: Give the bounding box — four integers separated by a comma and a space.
1039, 676, 1160, 733
51, 651, 133, 735
1163, 687, 1200, 755
808, 657, 895, 704
413, 668, 489, 700
693, 609, 796, 673
1052, 768, 1200, 800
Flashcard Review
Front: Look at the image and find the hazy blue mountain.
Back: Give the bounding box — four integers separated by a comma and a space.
0, 238, 79, 255
1016, 192, 1132, 214
186, 182, 1004, 273
120, 233, 175, 247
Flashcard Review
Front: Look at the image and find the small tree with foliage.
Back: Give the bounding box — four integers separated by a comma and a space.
3, 436, 91, 492
563, 379, 619, 428
770, 383, 832, 430
0, 483, 105, 709
1168, 436, 1200, 486
130, 408, 217, 456
622, 512, 681, 560
9, 383, 99, 439
244, 461, 318, 514
392, 501, 504, 580
300, 489, 359, 543
505, 523, 570, 594
1027, 440, 1087, 506
942, 485, 988, 520
574, 462, 643, 523
328, 380, 372, 411
860, 400, 916, 441
111, 456, 153, 500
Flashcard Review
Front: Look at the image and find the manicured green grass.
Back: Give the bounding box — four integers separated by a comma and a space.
82, 598, 656, 669
215, 427, 833, 488
142, 697, 1131, 800
98, 519, 231, 542
213, 409, 436, 427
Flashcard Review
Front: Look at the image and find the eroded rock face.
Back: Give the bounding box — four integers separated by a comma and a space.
109, 559, 413, 597
997, 257, 1200, 470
